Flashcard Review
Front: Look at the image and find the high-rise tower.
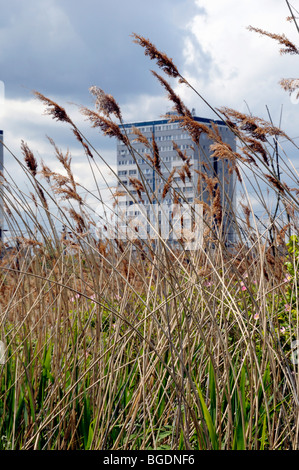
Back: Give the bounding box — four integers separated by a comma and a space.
115, 113, 236, 247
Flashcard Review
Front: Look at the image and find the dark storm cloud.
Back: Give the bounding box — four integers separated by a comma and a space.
0, 0, 201, 104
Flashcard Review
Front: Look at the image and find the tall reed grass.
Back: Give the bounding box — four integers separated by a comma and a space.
0, 5, 299, 449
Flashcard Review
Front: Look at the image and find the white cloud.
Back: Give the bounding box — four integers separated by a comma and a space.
178, 0, 299, 135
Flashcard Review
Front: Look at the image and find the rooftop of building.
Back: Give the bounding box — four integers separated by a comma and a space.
119, 111, 227, 130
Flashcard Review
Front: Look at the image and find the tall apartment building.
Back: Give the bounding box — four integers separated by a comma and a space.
0, 130, 3, 242
115, 113, 236, 247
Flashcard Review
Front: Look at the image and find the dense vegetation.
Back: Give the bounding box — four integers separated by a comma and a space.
0, 6, 299, 449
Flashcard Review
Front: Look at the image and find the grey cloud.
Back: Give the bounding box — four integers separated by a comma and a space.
0, 0, 202, 105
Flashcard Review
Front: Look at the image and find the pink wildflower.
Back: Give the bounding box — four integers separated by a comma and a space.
285, 304, 291, 312
240, 281, 247, 291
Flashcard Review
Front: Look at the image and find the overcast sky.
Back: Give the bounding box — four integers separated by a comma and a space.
1, 0, 299, 227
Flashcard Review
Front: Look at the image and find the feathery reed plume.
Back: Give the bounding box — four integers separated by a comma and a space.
209, 142, 239, 164
212, 186, 222, 226
80, 108, 129, 145
247, 26, 299, 55
151, 71, 192, 117
177, 167, 186, 185
264, 174, 287, 193
30, 192, 37, 208
280, 78, 299, 94
195, 171, 218, 200
244, 137, 269, 166
289, 187, 299, 196
162, 168, 176, 199
0, 170, 7, 183
219, 107, 288, 141
152, 133, 162, 176
132, 127, 151, 148
132, 33, 180, 78
53, 186, 83, 203
112, 190, 127, 200
68, 208, 86, 233
173, 141, 188, 161
195, 198, 211, 216
47, 137, 78, 197
39, 161, 52, 183
21, 141, 38, 177
37, 185, 49, 209
16, 237, 43, 248
276, 223, 289, 246
34, 91, 74, 124
182, 160, 192, 181
51, 174, 71, 188
170, 115, 210, 144
89, 86, 122, 120
173, 190, 180, 205
240, 202, 251, 229
129, 177, 145, 200
209, 139, 243, 181
3, 202, 12, 217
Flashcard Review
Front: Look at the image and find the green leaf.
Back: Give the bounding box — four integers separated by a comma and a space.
260, 414, 267, 450
209, 360, 217, 425
196, 382, 218, 450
